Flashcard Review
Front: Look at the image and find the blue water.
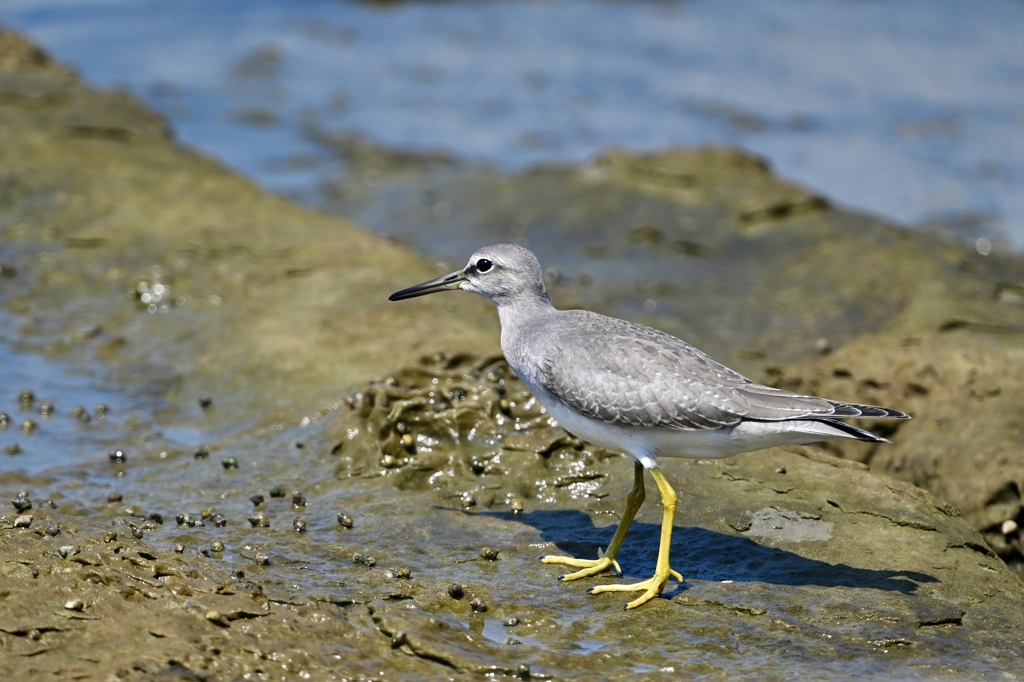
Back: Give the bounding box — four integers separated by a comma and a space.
2, 0, 1022, 250
0, 339, 142, 473
0, 303, 202, 474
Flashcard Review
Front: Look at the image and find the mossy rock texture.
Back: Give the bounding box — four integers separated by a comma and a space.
2, 25, 1023, 681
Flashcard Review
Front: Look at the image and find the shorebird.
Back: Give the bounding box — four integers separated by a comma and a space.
389, 243, 909, 609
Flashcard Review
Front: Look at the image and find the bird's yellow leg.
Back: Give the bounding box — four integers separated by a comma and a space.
541, 461, 646, 580
590, 467, 684, 609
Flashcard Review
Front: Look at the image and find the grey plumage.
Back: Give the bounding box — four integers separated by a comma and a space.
508, 308, 905, 436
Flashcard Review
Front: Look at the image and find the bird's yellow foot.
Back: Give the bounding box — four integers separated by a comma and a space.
590, 567, 684, 610
540, 553, 622, 581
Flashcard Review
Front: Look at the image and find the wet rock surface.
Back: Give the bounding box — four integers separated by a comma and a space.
0, 27, 498, 437
3, 354, 1024, 679
315, 135, 1024, 578
2, 25, 1024, 681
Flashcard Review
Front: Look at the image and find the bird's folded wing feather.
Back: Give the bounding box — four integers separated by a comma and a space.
536, 312, 844, 430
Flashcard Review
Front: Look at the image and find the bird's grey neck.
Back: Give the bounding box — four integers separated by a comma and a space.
496, 292, 557, 383
495, 290, 556, 328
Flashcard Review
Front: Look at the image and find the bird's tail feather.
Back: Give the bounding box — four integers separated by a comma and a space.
814, 418, 889, 443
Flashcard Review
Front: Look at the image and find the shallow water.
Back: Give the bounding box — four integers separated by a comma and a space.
0, 316, 173, 474
2, 0, 1022, 251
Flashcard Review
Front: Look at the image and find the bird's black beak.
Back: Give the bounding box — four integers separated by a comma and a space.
389, 269, 467, 301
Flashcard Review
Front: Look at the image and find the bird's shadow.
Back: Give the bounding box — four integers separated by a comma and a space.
476, 508, 938, 595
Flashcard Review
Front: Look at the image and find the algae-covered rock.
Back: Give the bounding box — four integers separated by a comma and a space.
316, 136, 1024, 575
0, 26, 498, 434
5, 353, 1022, 679
3, 22, 1024, 681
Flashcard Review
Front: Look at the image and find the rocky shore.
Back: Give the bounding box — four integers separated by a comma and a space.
2, 27, 1023, 680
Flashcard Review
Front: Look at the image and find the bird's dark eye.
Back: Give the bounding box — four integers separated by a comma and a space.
476, 258, 493, 273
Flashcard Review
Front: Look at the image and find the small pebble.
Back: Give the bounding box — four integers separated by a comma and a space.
1002, 519, 1019, 536
107, 492, 123, 503
292, 492, 306, 508
108, 449, 127, 464
337, 512, 354, 529
292, 518, 307, 532
14, 514, 33, 528
58, 545, 81, 559
269, 486, 286, 498
447, 583, 465, 599
221, 457, 238, 470
64, 599, 85, 611
250, 494, 265, 506
205, 610, 227, 625
470, 598, 488, 612
12, 495, 32, 512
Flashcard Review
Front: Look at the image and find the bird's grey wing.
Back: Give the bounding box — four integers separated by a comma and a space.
536, 312, 852, 430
